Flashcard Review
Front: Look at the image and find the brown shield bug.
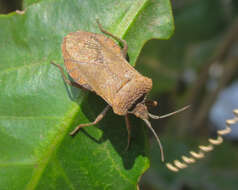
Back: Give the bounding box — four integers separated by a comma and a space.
51, 20, 189, 162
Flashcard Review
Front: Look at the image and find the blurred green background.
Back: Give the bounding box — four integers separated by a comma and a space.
1, 0, 238, 190
137, 0, 238, 189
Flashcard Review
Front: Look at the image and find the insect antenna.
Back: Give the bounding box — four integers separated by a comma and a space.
143, 119, 164, 162
149, 105, 190, 119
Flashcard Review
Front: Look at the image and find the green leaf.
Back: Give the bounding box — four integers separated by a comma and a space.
0, 0, 174, 189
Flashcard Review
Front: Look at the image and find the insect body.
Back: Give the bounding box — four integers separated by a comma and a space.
51, 20, 188, 162
62, 26, 152, 118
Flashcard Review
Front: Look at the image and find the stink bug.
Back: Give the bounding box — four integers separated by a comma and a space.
51, 20, 189, 162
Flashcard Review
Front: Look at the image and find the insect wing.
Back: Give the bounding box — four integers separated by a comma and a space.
62, 31, 140, 106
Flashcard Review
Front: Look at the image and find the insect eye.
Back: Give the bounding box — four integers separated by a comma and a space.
128, 94, 146, 112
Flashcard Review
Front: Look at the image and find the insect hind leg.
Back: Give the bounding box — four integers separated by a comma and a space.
51, 61, 87, 90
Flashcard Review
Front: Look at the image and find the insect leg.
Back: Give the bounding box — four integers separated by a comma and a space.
51, 62, 87, 90
96, 19, 128, 58
124, 114, 131, 151
70, 105, 111, 136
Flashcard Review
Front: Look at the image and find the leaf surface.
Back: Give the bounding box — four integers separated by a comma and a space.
0, 0, 173, 189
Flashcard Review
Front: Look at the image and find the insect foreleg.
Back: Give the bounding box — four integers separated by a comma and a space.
96, 19, 128, 58
70, 105, 111, 136
124, 115, 131, 151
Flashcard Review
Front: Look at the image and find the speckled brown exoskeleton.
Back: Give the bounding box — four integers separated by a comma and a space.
51, 20, 189, 162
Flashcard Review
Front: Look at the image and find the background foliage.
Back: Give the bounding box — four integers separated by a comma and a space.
138, 0, 238, 189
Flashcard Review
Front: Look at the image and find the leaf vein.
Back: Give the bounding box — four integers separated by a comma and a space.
114, 0, 149, 38
0, 115, 62, 120
104, 143, 134, 185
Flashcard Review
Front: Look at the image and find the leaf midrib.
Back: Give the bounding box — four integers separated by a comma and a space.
25, 104, 79, 190
113, 0, 149, 38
